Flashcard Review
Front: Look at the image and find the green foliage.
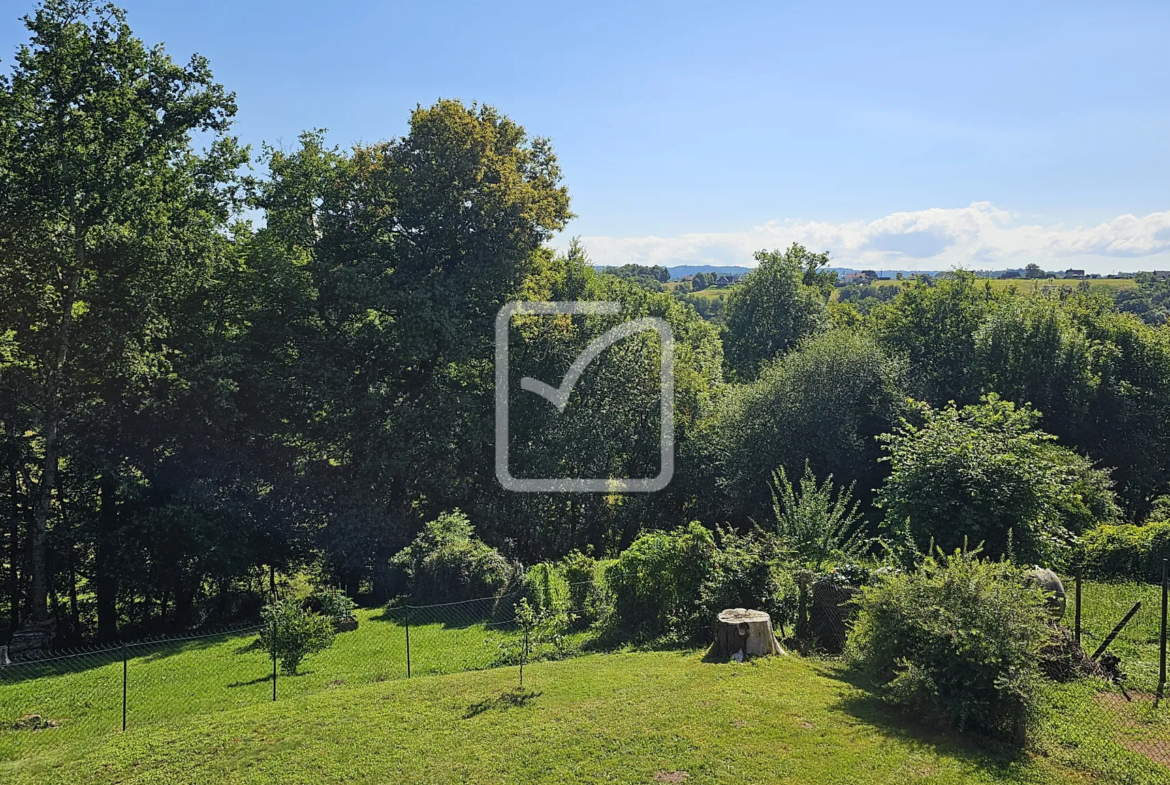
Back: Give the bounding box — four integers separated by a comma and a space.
697, 530, 795, 635
602, 264, 671, 288
1079, 522, 1170, 583
314, 587, 357, 620
876, 395, 1119, 564
873, 271, 999, 405
603, 522, 716, 640
769, 463, 871, 571
974, 296, 1099, 434
259, 598, 335, 675
561, 551, 609, 627
1151, 495, 1170, 523
709, 329, 907, 523
847, 550, 1051, 741
389, 511, 520, 603
723, 244, 829, 380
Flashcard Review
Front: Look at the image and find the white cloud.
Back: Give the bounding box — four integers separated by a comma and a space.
567, 203, 1170, 272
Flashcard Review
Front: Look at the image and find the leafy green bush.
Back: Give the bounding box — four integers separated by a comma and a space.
604, 522, 715, 640
524, 563, 572, 617
313, 586, 357, 619
876, 394, 1119, 564
769, 462, 871, 570
1080, 522, 1170, 583
847, 550, 1051, 742
389, 510, 521, 603
698, 530, 796, 636
561, 550, 609, 627
259, 598, 335, 675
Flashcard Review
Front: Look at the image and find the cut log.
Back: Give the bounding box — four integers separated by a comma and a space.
713, 608, 785, 660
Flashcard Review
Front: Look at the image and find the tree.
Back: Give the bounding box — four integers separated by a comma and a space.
872, 271, 999, 406
975, 295, 1099, 440
0, 0, 246, 634
253, 102, 573, 590
1025, 263, 1045, 279
876, 395, 1119, 564
707, 329, 907, 525
722, 245, 829, 380
259, 598, 335, 675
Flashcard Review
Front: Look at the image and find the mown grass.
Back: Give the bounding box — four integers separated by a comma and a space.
1074, 580, 1165, 692
1037, 677, 1170, 784
0, 606, 555, 762
2, 581, 1167, 782
3, 650, 1098, 785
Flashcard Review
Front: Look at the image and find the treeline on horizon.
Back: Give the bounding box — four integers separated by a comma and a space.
2, 1, 1170, 645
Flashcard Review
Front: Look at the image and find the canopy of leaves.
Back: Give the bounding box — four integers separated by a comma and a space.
876, 395, 1119, 564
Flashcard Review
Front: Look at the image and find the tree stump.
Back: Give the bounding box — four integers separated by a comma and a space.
713, 608, 785, 660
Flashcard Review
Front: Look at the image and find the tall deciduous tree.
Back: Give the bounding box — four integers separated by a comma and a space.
722, 244, 829, 380
0, 0, 245, 632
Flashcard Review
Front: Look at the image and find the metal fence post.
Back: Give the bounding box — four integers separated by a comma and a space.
520, 620, 529, 689
271, 614, 278, 702
1158, 558, 1167, 706
121, 640, 127, 732
405, 606, 411, 679
1074, 565, 1082, 647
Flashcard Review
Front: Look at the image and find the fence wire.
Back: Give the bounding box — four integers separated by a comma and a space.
0, 583, 597, 762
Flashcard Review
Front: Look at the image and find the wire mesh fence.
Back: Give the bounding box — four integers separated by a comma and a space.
0, 582, 596, 762
1033, 570, 1170, 783
791, 568, 1170, 783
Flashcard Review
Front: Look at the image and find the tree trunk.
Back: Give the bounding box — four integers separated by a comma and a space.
712, 608, 785, 660
28, 260, 81, 627
95, 474, 119, 641
8, 460, 20, 631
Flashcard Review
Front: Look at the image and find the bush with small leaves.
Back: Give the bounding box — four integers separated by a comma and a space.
847, 550, 1050, 742
604, 522, 715, 641
314, 587, 357, 620
259, 598, 335, 675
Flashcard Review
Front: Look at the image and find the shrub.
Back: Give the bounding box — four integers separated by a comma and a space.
523, 563, 571, 617
698, 530, 795, 636
314, 587, 357, 620
847, 550, 1051, 742
604, 522, 715, 640
561, 550, 608, 627
769, 462, 871, 570
389, 510, 521, 603
876, 394, 1119, 565
1080, 522, 1170, 583
259, 598, 335, 675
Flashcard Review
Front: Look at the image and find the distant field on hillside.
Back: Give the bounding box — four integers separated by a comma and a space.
862, 277, 1138, 292
668, 277, 1137, 304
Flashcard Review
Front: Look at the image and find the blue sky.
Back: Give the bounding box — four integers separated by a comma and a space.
3, 1, 1169, 272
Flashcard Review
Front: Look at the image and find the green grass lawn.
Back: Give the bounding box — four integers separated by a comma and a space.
3, 586, 1168, 783
1073, 580, 1165, 693
0, 607, 556, 762
3, 649, 1104, 785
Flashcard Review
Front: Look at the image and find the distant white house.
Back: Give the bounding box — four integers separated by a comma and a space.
1063, 269, 1086, 279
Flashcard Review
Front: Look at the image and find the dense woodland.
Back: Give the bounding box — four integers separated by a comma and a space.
3, 1, 1170, 646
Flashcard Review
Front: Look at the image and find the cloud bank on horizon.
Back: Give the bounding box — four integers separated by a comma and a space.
572, 203, 1170, 273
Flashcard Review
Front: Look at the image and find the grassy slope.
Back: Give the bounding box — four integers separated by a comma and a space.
5, 650, 1090, 785
0, 608, 543, 758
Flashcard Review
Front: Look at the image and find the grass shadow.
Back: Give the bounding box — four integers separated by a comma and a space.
813, 661, 1031, 772
463, 688, 542, 719
226, 674, 274, 689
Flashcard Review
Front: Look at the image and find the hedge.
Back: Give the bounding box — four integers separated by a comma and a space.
1079, 522, 1170, 583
